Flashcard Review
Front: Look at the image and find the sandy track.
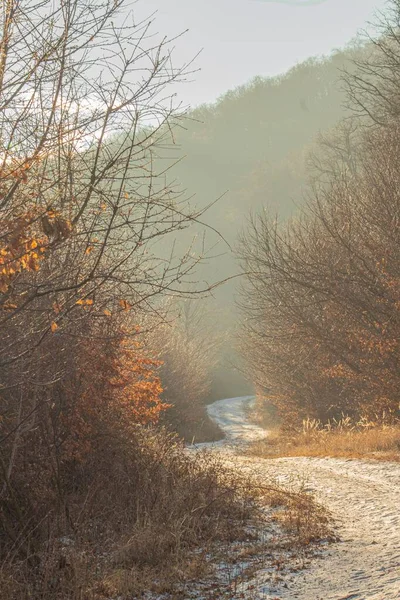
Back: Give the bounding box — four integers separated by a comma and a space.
204, 397, 400, 600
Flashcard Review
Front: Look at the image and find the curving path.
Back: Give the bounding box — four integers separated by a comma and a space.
203, 397, 400, 600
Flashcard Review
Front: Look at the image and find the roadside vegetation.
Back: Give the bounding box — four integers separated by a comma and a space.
239, 0, 400, 457
0, 1, 245, 596
145, 299, 224, 443
0, 1, 330, 598
250, 409, 400, 462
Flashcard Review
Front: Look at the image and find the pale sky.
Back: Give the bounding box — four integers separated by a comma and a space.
134, 0, 388, 107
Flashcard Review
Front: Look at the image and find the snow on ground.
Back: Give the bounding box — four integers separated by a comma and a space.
192, 396, 267, 450
207, 396, 267, 444
202, 396, 400, 600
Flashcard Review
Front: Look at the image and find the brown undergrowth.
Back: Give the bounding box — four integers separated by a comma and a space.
164, 402, 225, 444
0, 426, 250, 600
0, 428, 329, 600
0, 425, 332, 600
156, 465, 334, 599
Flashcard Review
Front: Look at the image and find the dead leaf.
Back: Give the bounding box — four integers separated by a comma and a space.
53, 302, 61, 314
119, 299, 132, 311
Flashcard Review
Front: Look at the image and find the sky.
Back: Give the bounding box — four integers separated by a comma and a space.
133, 0, 389, 108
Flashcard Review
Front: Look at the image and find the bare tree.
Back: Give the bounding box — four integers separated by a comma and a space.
0, 0, 221, 561
343, 0, 400, 125
0, 0, 214, 369
239, 120, 400, 425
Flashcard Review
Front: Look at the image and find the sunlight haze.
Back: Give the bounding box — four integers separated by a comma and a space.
2, 1, 400, 598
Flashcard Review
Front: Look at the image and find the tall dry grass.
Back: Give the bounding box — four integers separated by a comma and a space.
0, 427, 255, 600
250, 416, 400, 461
0, 423, 333, 600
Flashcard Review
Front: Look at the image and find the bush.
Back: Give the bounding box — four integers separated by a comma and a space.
0, 425, 255, 599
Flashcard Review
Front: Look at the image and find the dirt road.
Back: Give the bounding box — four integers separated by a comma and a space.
204, 397, 400, 600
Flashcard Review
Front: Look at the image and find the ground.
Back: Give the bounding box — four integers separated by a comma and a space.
199, 397, 400, 600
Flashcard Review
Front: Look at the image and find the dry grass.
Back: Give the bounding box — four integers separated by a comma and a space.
0, 427, 253, 600
0, 423, 334, 600
161, 480, 333, 599
266, 485, 332, 546
249, 416, 400, 462
0, 424, 333, 600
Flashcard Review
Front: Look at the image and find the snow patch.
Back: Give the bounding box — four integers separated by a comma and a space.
192, 396, 268, 451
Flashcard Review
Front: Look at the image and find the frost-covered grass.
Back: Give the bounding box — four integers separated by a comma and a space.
139, 474, 332, 600
0, 428, 257, 600
1, 399, 333, 600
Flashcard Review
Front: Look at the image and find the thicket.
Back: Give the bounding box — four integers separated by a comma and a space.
0, 1, 249, 597
239, 1, 400, 427
146, 299, 223, 441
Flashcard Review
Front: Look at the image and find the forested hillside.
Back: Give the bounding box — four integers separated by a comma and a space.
2, 1, 399, 598
160, 46, 360, 398
174, 48, 357, 249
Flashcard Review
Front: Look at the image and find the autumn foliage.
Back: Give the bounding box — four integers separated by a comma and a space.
0, 1, 220, 593
0, 215, 44, 291
56, 332, 166, 463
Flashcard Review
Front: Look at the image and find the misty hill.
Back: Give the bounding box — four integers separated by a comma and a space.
168, 47, 360, 277
155, 46, 361, 397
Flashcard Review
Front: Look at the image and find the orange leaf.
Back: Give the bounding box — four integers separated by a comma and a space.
3, 303, 17, 310
51, 321, 58, 332
103, 309, 112, 317
76, 298, 93, 306
119, 299, 132, 311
